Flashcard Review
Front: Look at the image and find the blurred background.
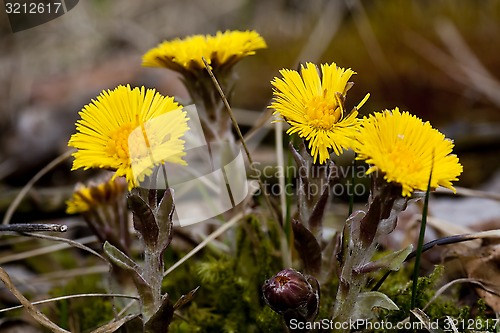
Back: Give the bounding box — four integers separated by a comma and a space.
1, 0, 500, 220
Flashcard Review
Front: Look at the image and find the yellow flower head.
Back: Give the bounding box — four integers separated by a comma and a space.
270, 62, 364, 164
142, 30, 266, 73
66, 177, 127, 214
68, 85, 190, 189
354, 108, 463, 197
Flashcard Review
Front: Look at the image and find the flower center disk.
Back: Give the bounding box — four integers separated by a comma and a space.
387, 135, 422, 175
304, 95, 340, 130
106, 123, 135, 164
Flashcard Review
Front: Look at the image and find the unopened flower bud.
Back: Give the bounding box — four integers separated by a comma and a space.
262, 268, 319, 323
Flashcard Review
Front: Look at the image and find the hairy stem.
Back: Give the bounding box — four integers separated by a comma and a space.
333, 177, 405, 331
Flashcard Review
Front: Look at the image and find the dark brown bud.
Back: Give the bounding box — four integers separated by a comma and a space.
262, 268, 319, 323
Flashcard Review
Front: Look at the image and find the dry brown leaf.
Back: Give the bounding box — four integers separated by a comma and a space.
463, 244, 500, 312
448, 244, 500, 312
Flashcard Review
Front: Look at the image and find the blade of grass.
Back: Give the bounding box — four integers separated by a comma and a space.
411, 152, 434, 310
2, 150, 73, 225
0, 293, 139, 313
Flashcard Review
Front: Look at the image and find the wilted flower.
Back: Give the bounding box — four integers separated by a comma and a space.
66, 176, 130, 253
270, 62, 367, 164
66, 176, 127, 214
354, 108, 463, 197
262, 268, 319, 323
68, 85, 189, 189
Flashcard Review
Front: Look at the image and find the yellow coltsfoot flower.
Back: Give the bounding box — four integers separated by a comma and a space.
68, 85, 189, 189
142, 30, 266, 74
270, 62, 365, 164
354, 108, 463, 197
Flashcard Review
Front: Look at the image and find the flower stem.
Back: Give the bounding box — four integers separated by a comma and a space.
143, 248, 163, 317
333, 179, 403, 331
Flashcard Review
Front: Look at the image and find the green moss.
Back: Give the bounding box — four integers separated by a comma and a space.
373, 265, 488, 332
315, 275, 337, 323
166, 214, 285, 332
256, 306, 285, 332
